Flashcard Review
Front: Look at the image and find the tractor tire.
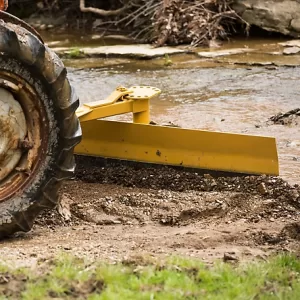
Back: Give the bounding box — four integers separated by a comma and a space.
0, 21, 81, 237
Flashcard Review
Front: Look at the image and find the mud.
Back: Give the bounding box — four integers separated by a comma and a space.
69, 182, 299, 227
0, 270, 104, 298
0, 273, 27, 298
1, 38, 300, 267
61, 158, 300, 227
8, 160, 295, 267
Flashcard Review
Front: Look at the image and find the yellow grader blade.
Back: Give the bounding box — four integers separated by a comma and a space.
75, 86, 279, 176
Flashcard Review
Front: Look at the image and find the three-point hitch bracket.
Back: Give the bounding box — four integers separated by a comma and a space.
76, 86, 161, 124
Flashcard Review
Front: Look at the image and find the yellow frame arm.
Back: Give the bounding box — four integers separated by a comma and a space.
76, 86, 161, 124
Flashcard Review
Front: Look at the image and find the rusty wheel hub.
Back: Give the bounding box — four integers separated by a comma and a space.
0, 70, 48, 202
0, 88, 27, 181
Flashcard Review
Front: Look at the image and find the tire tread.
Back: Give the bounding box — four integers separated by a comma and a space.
0, 21, 81, 238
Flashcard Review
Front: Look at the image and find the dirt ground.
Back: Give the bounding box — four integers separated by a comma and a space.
1, 153, 299, 268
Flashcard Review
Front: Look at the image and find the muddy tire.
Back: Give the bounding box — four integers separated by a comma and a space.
0, 21, 81, 237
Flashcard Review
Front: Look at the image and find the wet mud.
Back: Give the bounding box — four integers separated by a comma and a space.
16, 158, 298, 266
71, 158, 300, 228
1, 38, 300, 267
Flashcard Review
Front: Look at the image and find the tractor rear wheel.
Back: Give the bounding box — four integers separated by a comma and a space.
0, 20, 81, 237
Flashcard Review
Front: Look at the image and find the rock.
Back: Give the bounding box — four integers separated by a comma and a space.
279, 40, 300, 47
258, 183, 268, 195
204, 174, 214, 179
57, 194, 73, 221
283, 47, 300, 55
234, 61, 275, 67
46, 41, 61, 47
265, 66, 278, 70
291, 190, 300, 200
104, 35, 136, 43
223, 252, 239, 262
91, 35, 103, 40
291, 19, 300, 32
78, 207, 124, 225
197, 48, 254, 58
210, 179, 217, 188
233, 0, 300, 37
53, 44, 189, 59
39, 24, 47, 31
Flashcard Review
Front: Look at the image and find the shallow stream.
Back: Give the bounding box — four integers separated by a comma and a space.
45, 33, 300, 184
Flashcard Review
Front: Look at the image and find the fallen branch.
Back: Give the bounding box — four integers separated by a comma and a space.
79, 0, 126, 17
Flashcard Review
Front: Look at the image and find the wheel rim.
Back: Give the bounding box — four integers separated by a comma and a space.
0, 88, 27, 181
0, 69, 49, 202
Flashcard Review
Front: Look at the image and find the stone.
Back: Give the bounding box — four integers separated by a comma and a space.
204, 174, 214, 179
283, 47, 300, 55
279, 40, 300, 47
53, 44, 189, 59
291, 18, 300, 32
39, 24, 47, 31
233, 0, 300, 37
223, 252, 239, 262
197, 48, 254, 58
57, 194, 72, 221
291, 190, 300, 200
258, 182, 268, 195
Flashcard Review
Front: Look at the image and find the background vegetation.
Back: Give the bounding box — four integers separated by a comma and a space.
7, 0, 247, 46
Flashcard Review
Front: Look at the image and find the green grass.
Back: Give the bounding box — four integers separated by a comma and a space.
1, 254, 300, 299
65, 47, 85, 58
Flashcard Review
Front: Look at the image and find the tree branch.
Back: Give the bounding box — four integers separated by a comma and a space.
79, 0, 126, 17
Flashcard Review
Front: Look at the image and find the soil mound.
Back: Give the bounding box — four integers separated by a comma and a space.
35, 156, 300, 231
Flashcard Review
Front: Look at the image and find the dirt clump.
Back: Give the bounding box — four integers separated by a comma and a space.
0, 268, 104, 299
280, 223, 300, 241
0, 273, 27, 298
33, 156, 300, 230
75, 156, 300, 203
268, 108, 300, 126
251, 223, 300, 248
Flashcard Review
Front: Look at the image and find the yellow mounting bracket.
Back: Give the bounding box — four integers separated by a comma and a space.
76, 86, 161, 124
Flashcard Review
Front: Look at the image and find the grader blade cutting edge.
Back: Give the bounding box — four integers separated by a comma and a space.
75, 86, 279, 176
